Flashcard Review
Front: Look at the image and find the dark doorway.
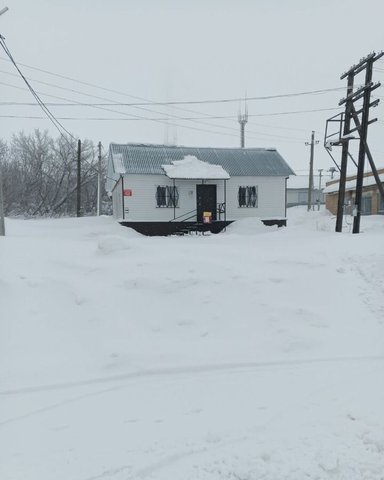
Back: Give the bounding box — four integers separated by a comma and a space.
196, 184, 217, 222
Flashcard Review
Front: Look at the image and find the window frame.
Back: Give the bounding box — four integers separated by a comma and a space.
156, 185, 179, 208
238, 185, 258, 208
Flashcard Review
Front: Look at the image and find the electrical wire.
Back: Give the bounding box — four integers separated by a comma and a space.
0, 50, 349, 150
0, 39, 75, 141
0, 80, 247, 140
0, 56, 343, 141
0, 57, 345, 105
0, 78, 340, 141
0, 80, 311, 143
0, 37, 113, 182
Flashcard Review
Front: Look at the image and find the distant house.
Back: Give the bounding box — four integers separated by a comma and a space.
324, 168, 384, 215
106, 143, 294, 235
287, 175, 329, 208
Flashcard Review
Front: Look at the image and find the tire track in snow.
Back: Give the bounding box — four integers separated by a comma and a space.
0, 383, 129, 427
1, 355, 384, 397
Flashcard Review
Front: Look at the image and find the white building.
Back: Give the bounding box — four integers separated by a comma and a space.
106, 143, 294, 235
287, 174, 330, 208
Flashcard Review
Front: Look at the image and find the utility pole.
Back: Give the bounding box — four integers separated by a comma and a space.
97, 141, 102, 216
0, 5, 8, 236
305, 131, 318, 211
0, 169, 5, 236
317, 169, 323, 210
352, 60, 373, 234
336, 73, 354, 232
76, 139, 81, 217
324, 53, 383, 233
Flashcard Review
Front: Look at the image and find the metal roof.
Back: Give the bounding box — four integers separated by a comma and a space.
108, 143, 295, 178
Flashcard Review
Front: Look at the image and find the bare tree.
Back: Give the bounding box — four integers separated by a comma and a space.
1, 129, 110, 217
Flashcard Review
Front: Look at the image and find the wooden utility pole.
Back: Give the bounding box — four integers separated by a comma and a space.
306, 131, 318, 211
97, 141, 102, 216
352, 60, 373, 234
76, 139, 81, 217
335, 73, 354, 232
317, 169, 323, 210
328, 52, 384, 233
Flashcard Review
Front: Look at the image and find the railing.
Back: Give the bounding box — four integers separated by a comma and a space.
170, 208, 197, 222
170, 203, 226, 222
217, 202, 226, 220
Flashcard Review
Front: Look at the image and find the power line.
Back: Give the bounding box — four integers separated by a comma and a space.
0, 56, 254, 133
0, 54, 344, 147
0, 99, 340, 117
247, 107, 340, 117
0, 37, 75, 140
0, 56, 344, 143
0, 80, 243, 138
0, 113, 307, 143
0, 88, 346, 107
0, 80, 310, 142
0, 99, 341, 117
0, 38, 116, 185
0, 57, 345, 105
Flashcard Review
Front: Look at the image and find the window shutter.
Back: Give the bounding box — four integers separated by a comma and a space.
167, 186, 173, 207
156, 186, 166, 207
238, 186, 246, 207
248, 186, 257, 207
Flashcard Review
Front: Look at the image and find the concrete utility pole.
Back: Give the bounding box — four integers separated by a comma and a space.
0, 171, 5, 236
317, 168, 323, 210
97, 141, 102, 216
305, 131, 319, 211
76, 139, 81, 217
0, 5, 8, 236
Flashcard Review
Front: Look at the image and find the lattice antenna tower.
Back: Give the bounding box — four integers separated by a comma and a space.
238, 97, 248, 148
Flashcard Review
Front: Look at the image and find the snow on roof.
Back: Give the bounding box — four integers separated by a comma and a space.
162, 155, 230, 180
112, 153, 125, 174
324, 173, 384, 193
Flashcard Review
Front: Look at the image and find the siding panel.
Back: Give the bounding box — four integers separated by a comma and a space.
119, 174, 286, 221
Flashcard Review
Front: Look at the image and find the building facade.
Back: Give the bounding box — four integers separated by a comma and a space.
106, 144, 294, 235
287, 175, 329, 208
324, 168, 384, 215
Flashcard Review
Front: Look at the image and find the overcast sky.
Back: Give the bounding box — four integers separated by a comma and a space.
1, 0, 384, 174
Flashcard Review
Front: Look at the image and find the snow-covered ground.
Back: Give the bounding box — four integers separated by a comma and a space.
1, 207, 384, 480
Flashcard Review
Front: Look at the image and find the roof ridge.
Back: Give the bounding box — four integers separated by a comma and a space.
110, 143, 274, 152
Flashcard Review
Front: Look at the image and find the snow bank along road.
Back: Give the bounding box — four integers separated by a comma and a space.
1, 209, 384, 480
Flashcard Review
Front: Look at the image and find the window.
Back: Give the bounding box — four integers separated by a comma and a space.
156, 185, 179, 208
361, 194, 372, 215
238, 186, 258, 208
378, 192, 384, 215
298, 191, 307, 204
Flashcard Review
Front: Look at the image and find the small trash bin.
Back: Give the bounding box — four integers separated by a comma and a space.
203, 211, 212, 224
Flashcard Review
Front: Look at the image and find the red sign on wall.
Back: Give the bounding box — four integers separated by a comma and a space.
123, 189, 133, 197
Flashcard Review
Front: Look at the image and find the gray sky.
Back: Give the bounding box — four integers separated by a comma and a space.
1, 0, 384, 174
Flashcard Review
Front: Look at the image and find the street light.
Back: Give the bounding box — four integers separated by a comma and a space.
0, 5, 8, 236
